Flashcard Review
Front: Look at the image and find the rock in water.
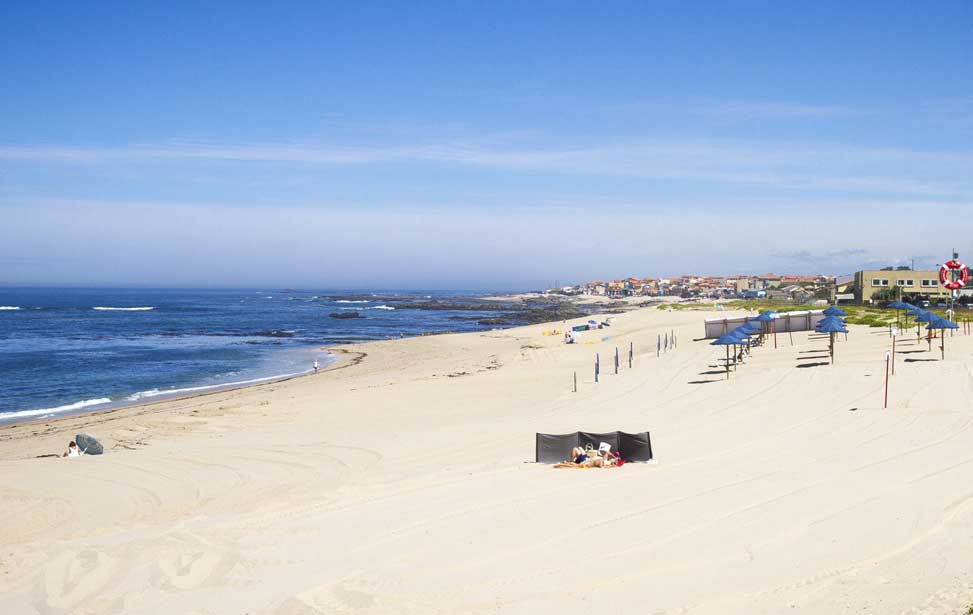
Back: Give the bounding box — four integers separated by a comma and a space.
329, 312, 363, 319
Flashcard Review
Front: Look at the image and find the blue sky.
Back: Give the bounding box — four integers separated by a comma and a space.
1, 2, 971, 289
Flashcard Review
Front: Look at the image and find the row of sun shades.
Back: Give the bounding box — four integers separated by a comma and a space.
707, 311, 775, 377
709, 308, 847, 370
888, 301, 960, 332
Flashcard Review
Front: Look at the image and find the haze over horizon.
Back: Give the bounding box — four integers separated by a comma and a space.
2, 2, 971, 290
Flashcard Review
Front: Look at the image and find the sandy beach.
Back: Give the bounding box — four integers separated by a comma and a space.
3, 305, 973, 614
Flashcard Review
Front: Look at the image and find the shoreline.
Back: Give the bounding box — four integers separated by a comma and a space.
0, 350, 341, 429
0, 348, 362, 444
0, 290, 585, 429
0, 294, 614, 435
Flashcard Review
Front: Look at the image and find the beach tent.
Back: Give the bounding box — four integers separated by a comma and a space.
927, 316, 959, 360
535, 431, 653, 463
76, 433, 104, 455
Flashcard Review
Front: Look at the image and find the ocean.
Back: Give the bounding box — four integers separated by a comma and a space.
0, 287, 518, 424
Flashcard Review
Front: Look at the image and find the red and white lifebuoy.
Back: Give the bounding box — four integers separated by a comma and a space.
939, 260, 970, 290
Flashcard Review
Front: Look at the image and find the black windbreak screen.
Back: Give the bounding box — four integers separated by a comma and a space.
535, 433, 580, 464
535, 431, 653, 463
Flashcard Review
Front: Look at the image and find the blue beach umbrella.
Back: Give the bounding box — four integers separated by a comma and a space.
739, 322, 761, 335
912, 310, 937, 347
815, 315, 846, 332
888, 300, 913, 328
751, 311, 775, 339
823, 305, 848, 317
711, 333, 743, 379
927, 316, 959, 360
816, 317, 848, 364
905, 308, 929, 340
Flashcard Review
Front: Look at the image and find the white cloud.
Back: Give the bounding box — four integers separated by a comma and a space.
692, 100, 861, 119
2, 136, 971, 199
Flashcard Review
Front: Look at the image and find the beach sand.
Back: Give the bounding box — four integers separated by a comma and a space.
2, 306, 973, 614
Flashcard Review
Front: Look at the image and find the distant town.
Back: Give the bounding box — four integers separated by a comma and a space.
551, 266, 972, 306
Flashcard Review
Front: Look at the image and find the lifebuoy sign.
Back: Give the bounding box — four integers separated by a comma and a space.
939, 259, 970, 290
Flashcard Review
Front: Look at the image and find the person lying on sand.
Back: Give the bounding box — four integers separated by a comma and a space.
554, 448, 622, 468
62, 441, 84, 458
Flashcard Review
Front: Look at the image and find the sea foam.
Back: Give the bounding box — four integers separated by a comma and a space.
0, 306, 21, 310
1, 397, 112, 421
124, 371, 313, 402
93, 306, 155, 311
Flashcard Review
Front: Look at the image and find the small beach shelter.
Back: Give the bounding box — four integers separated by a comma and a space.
906, 307, 928, 340
751, 311, 775, 342
728, 326, 754, 361
815, 317, 848, 364
888, 301, 913, 329
711, 333, 742, 379
814, 315, 846, 331
823, 305, 848, 318
912, 310, 937, 349
926, 316, 959, 360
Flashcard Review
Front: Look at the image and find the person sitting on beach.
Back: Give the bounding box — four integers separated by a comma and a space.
554, 447, 622, 468
62, 441, 84, 458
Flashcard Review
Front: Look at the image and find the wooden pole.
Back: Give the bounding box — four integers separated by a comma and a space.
595, 354, 599, 383
884, 351, 890, 408
573, 371, 577, 392
891, 333, 896, 376
725, 346, 730, 379
628, 341, 633, 368
614, 347, 619, 374
773, 318, 777, 349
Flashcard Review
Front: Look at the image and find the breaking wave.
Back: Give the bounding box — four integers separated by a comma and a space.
124, 371, 314, 402
0, 306, 21, 310
1, 397, 112, 421
93, 306, 156, 311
